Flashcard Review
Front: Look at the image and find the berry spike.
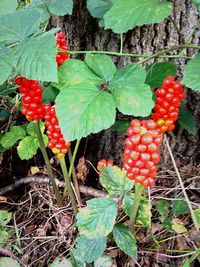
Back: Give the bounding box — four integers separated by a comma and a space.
123, 119, 162, 188
97, 159, 113, 175
152, 76, 186, 133
45, 105, 71, 158
55, 32, 70, 66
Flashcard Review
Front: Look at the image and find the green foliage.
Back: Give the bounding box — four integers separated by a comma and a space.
0, 258, 21, 267
182, 53, 200, 92
181, 259, 190, 267
163, 217, 173, 231
15, 32, 58, 82
0, 0, 17, 15
50, 257, 72, 267
145, 62, 177, 88
0, 48, 16, 85
0, 210, 12, 247
1, 126, 26, 149
113, 224, 137, 260
104, 0, 172, 33
156, 199, 169, 217
192, 0, 200, 11
194, 209, 200, 227
48, 0, 73, 16
85, 53, 116, 82
172, 218, 187, 233
123, 193, 150, 227
94, 256, 113, 267
178, 105, 197, 135
76, 198, 117, 237
42, 85, 59, 103
56, 83, 116, 141
100, 166, 134, 196
172, 199, 190, 216
76, 236, 107, 263
70, 250, 86, 267
110, 120, 130, 131
17, 135, 40, 160
109, 63, 154, 116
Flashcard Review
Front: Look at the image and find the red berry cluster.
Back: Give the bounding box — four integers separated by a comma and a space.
15, 76, 51, 122
97, 159, 113, 174
123, 119, 162, 187
152, 76, 185, 133
55, 32, 69, 66
45, 106, 71, 158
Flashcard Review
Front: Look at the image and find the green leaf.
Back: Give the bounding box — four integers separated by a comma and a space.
163, 217, 173, 231
56, 83, 116, 141
15, 32, 57, 82
172, 199, 190, 216
0, 9, 41, 44
55, 59, 103, 89
145, 62, 177, 88
50, 257, 72, 267
156, 200, 169, 217
0, 48, 16, 85
104, 0, 172, 33
192, 0, 200, 12
100, 166, 133, 196
0, 258, 21, 267
17, 136, 39, 160
0, 0, 18, 15
194, 209, 200, 227
76, 236, 107, 263
172, 218, 187, 234
0, 109, 10, 122
48, 0, 73, 15
70, 250, 86, 267
85, 53, 116, 82
94, 256, 113, 267
42, 85, 59, 103
1, 126, 26, 148
26, 121, 45, 137
181, 259, 190, 267
87, 0, 115, 19
182, 54, 200, 92
76, 198, 117, 237
113, 224, 137, 260
111, 120, 130, 131
123, 193, 150, 227
0, 210, 12, 226
178, 105, 197, 135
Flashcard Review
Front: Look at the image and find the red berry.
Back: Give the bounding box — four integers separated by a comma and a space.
97, 159, 113, 174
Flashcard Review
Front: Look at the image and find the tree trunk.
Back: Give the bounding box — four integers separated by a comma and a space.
50, 0, 200, 169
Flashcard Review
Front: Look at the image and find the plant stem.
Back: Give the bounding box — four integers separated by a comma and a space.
164, 135, 199, 231
68, 148, 81, 204
35, 121, 63, 206
187, 18, 200, 44
120, 33, 123, 54
129, 183, 144, 233
59, 157, 78, 215
63, 139, 81, 197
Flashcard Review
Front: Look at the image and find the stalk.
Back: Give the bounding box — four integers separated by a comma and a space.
35, 121, 63, 206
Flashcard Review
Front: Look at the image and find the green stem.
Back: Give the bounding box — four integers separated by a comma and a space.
63, 139, 81, 197
68, 148, 81, 204
129, 183, 144, 233
59, 157, 78, 215
35, 122, 63, 206
187, 18, 200, 44
120, 33, 123, 54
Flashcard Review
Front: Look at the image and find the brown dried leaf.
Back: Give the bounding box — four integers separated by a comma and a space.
76, 157, 89, 184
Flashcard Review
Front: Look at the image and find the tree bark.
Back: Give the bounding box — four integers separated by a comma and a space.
50, 0, 200, 167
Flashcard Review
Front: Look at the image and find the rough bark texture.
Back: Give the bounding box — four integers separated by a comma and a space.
50, 0, 200, 169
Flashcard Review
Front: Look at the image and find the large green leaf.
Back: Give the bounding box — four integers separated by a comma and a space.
76, 236, 107, 263
56, 83, 116, 141
110, 120, 130, 131
42, 85, 59, 103
182, 54, 200, 92
85, 53, 116, 82
178, 105, 197, 135
50, 257, 72, 267
123, 193, 150, 227
0, 9, 41, 44
17, 136, 39, 160
192, 0, 200, 11
172, 199, 189, 216
15, 33, 57, 82
100, 166, 133, 196
55, 59, 103, 89
94, 256, 113, 267
76, 198, 117, 237
70, 250, 86, 267
48, 0, 73, 15
109, 63, 154, 116
113, 224, 137, 259
145, 62, 177, 88
0, 48, 16, 85
104, 0, 172, 33
0, 258, 21, 267
1, 126, 26, 148
87, 0, 115, 18
0, 0, 17, 15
